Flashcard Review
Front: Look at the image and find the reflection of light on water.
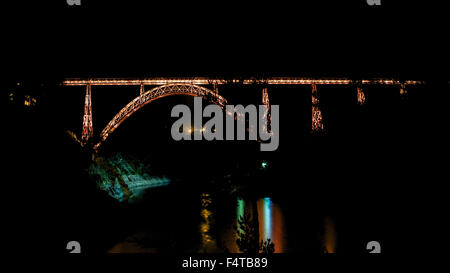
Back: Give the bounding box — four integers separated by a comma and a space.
324, 216, 336, 253
200, 193, 217, 252
223, 197, 245, 253
257, 197, 285, 253
236, 198, 245, 233
262, 198, 272, 240
218, 196, 286, 253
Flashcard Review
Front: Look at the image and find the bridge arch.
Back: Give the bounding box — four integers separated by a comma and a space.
94, 83, 227, 150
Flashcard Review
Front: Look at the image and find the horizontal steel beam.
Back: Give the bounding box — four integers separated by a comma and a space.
62, 78, 425, 86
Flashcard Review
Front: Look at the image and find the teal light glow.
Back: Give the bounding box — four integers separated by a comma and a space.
261, 161, 268, 169
263, 197, 272, 240
236, 197, 245, 233
89, 153, 170, 202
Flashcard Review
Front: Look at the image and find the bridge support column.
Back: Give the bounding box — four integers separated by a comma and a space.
140, 83, 145, 95
400, 82, 407, 96
213, 82, 218, 94
311, 83, 324, 132
262, 87, 271, 133
81, 84, 93, 145
357, 86, 366, 105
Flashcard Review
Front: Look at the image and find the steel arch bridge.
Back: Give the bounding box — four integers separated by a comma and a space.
62, 77, 425, 151
96, 83, 227, 149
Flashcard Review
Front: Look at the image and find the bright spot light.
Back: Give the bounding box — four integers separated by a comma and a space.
261, 161, 268, 169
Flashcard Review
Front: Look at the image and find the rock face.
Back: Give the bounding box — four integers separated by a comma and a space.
89, 153, 170, 202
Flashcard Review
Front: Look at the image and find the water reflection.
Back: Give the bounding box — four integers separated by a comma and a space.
104, 188, 335, 253
257, 197, 285, 253
323, 216, 336, 253
199, 193, 219, 252
221, 196, 286, 253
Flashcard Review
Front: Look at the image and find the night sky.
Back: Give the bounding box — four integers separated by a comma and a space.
3, 1, 445, 80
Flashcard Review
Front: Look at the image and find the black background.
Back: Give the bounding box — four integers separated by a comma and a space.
2, 0, 446, 80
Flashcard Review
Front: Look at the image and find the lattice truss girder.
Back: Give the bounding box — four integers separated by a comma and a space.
100, 84, 227, 142
357, 86, 366, 105
81, 84, 93, 144
262, 87, 271, 132
63, 78, 424, 86
311, 83, 324, 132
73, 78, 417, 149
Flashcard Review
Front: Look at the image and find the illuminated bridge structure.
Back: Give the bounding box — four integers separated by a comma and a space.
62, 77, 425, 150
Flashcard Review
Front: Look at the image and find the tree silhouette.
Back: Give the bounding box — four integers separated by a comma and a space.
236, 212, 259, 254
236, 210, 275, 254
260, 238, 275, 254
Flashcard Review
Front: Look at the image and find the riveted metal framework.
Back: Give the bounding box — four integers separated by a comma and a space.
62, 77, 426, 150
81, 84, 93, 145
311, 83, 324, 132
400, 82, 407, 95
62, 78, 424, 86
95, 83, 227, 149
262, 87, 271, 132
357, 86, 366, 106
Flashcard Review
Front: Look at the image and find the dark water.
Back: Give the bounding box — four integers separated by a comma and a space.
106, 190, 312, 253
89, 152, 336, 254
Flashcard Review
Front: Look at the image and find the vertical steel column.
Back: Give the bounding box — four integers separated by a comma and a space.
213, 82, 218, 94
140, 83, 145, 95
81, 84, 93, 145
400, 82, 407, 95
262, 87, 271, 133
311, 83, 324, 132
357, 86, 366, 105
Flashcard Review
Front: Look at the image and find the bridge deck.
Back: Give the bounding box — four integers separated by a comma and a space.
62, 78, 425, 86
